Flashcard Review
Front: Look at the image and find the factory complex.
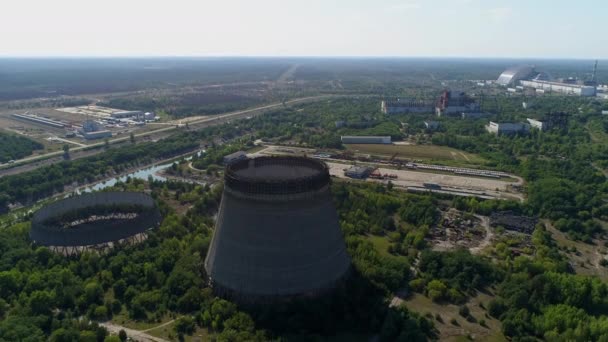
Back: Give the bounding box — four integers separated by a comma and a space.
3, 105, 156, 146
496, 62, 599, 97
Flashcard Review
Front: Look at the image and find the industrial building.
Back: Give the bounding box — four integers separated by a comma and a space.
11, 113, 66, 129
80, 120, 112, 140
485, 121, 530, 135
344, 165, 373, 179
527, 118, 549, 131
111, 110, 144, 119
341, 135, 391, 144
204, 156, 351, 302
223, 151, 248, 165
435, 90, 480, 117
520, 80, 596, 97
496, 65, 537, 86
498, 62, 598, 97
381, 99, 433, 114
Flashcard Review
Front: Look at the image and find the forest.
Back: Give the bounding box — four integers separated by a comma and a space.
0, 132, 43, 163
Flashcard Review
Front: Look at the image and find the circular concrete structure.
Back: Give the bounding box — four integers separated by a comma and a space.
204, 156, 351, 302
31, 191, 161, 255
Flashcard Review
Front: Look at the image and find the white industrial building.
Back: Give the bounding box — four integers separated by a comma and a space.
496, 65, 537, 86
111, 110, 144, 119
381, 100, 433, 114
485, 121, 530, 135
520, 80, 596, 97
527, 118, 549, 131
341, 136, 392, 144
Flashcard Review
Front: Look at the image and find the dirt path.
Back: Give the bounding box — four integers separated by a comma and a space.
142, 319, 176, 333
470, 215, 493, 255
100, 321, 173, 342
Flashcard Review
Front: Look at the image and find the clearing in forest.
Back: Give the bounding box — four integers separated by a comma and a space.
344, 144, 486, 166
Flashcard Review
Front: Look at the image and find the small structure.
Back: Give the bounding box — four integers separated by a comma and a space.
341, 136, 391, 144
335, 120, 346, 128
144, 112, 156, 121
485, 121, 529, 135
344, 165, 373, 179
223, 151, 248, 165
602, 110, 608, 115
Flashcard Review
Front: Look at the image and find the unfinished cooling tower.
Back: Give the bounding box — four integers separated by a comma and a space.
204, 156, 351, 302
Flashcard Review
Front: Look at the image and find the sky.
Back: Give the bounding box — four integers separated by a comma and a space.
1, 0, 606, 58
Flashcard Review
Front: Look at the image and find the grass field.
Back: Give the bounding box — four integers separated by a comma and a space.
367, 234, 393, 257
344, 144, 486, 166
404, 293, 506, 342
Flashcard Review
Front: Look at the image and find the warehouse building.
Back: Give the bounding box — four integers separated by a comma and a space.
381, 99, 433, 114
520, 80, 596, 97
111, 110, 144, 119
485, 121, 530, 135
527, 118, 550, 131
341, 136, 391, 144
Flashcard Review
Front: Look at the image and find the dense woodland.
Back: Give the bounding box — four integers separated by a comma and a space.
0, 132, 43, 163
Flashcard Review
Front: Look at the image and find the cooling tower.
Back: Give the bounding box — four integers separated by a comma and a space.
204, 156, 351, 302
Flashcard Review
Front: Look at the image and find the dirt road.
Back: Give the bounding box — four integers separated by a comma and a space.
100, 322, 172, 342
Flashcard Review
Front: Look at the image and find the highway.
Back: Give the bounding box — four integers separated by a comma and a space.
0, 95, 341, 177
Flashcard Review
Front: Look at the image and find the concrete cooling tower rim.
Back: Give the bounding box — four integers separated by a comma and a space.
224, 156, 331, 197
30, 191, 162, 247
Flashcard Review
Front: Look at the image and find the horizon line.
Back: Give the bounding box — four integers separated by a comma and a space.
0, 55, 604, 61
